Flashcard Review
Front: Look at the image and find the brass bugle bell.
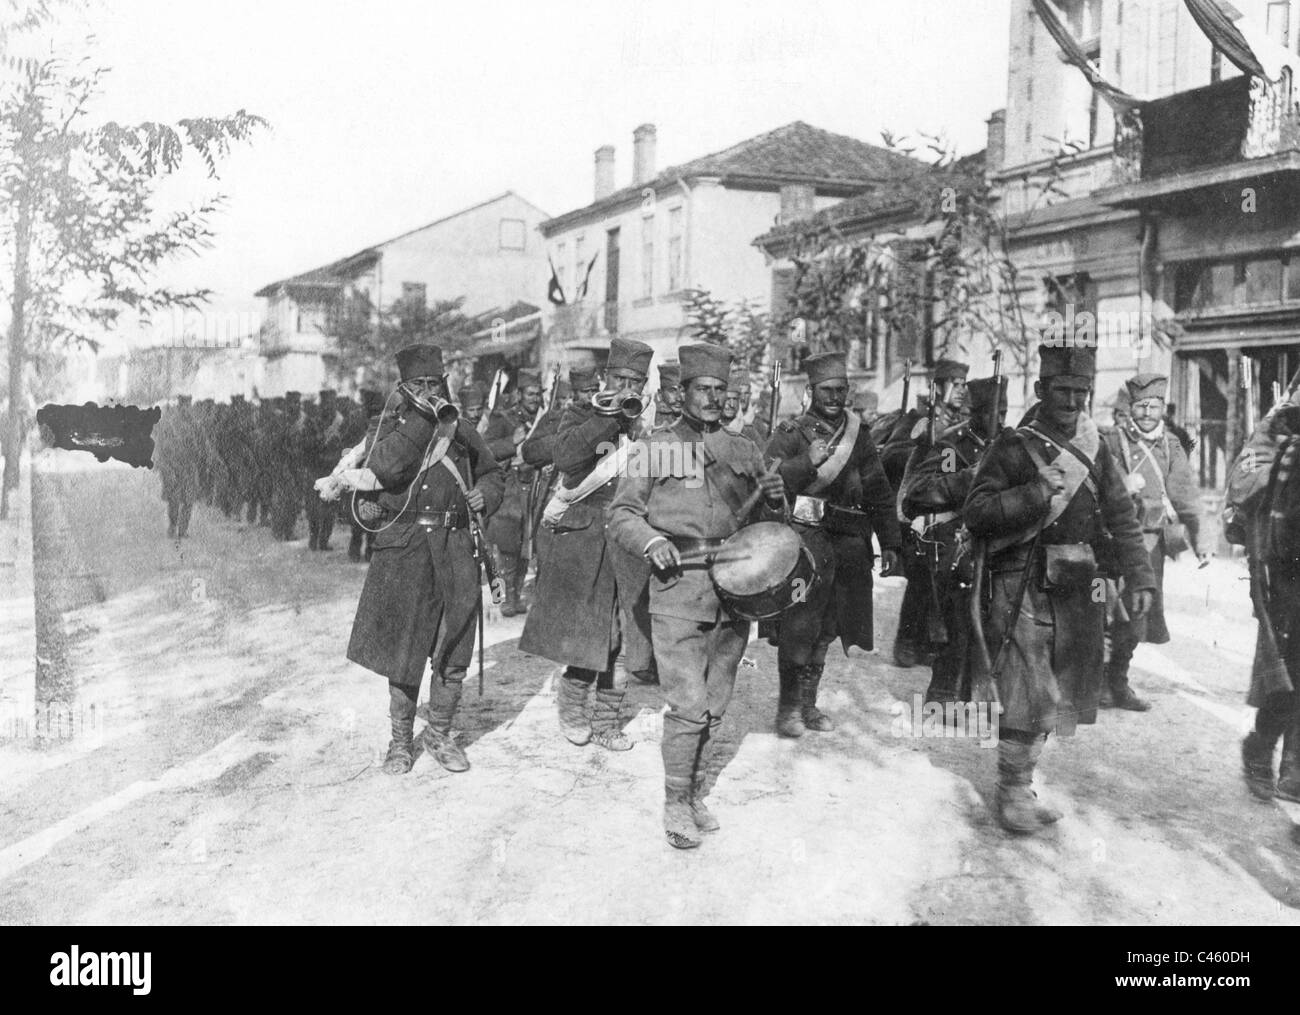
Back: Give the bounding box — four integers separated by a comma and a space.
400, 383, 460, 425
592, 390, 645, 419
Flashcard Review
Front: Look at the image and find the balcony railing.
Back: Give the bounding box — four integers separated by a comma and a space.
1112, 73, 1300, 186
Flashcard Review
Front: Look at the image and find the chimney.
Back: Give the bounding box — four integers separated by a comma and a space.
633, 123, 657, 186
594, 145, 616, 201
986, 109, 1006, 178
779, 184, 815, 224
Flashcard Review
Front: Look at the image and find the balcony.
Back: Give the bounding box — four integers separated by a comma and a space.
1101, 74, 1300, 207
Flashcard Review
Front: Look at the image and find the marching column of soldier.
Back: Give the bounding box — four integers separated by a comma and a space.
152, 335, 1299, 849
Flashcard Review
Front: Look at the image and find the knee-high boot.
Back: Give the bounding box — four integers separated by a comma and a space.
423, 673, 469, 772
384, 683, 417, 775
776, 661, 805, 739
555, 668, 593, 745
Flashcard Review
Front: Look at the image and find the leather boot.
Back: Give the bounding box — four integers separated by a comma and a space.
1274, 721, 1300, 802
1024, 736, 1062, 824
590, 687, 632, 751
383, 683, 417, 775
689, 725, 721, 833
500, 554, 522, 617
775, 663, 805, 738
1242, 731, 1278, 801
800, 664, 834, 733
423, 677, 469, 772
893, 638, 919, 669
663, 721, 704, 848
556, 670, 592, 745
996, 739, 1044, 834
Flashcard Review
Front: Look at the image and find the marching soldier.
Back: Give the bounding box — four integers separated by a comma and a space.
1100, 373, 1206, 711
964, 344, 1155, 834
481, 371, 544, 616
608, 343, 787, 848
1101, 386, 1131, 436
303, 389, 345, 551
346, 344, 503, 775
654, 361, 683, 427
156, 394, 202, 539
270, 391, 303, 540
520, 338, 654, 752
852, 388, 880, 428
901, 375, 1008, 703
1228, 397, 1300, 802
723, 365, 763, 445
765, 352, 902, 736
884, 360, 968, 668
345, 389, 386, 563
521, 371, 582, 575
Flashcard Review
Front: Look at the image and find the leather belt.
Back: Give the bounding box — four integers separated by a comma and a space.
414, 511, 467, 529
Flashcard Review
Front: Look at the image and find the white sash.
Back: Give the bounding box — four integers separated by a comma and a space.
805, 410, 861, 495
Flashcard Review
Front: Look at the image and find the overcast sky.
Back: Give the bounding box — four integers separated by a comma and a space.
74, 0, 1012, 340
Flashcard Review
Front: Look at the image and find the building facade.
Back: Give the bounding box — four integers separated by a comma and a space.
254, 191, 550, 394
538, 122, 920, 377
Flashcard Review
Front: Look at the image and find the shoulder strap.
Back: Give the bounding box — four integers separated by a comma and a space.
806, 411, 860, 495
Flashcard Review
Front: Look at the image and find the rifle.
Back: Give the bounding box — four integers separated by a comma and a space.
768, 359, 782, 437
922, 373, 948, 646
900, 359, 913, 412
987, 349, 1004, 442
520, 365, 561, 565
1242, 355, 1257, 432
479, 369, 507, 435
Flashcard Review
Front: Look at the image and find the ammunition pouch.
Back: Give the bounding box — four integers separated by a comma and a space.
1040, 542, 1097, 593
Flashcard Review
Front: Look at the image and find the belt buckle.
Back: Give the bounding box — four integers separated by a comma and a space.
792, 495, 825, 527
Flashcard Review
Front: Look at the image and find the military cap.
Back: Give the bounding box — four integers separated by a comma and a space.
679, 343, 734, 384
1038, 344, 1096, 379
1125, 373, 1168, 403
851, 388, 879, 412
459, 381, 488, 405
727, 364, 752, 394
284, 390, 301, 404
570, 365, 599, 389
318, 388, 337, 405
517, 370, 542, 391
657, 361, 681, 388
804, 352, 848, 386
395, 343, 445, 381
932, 359, 970, 382
359, 388, 386, 418
176, 394, 193, 406
231, 394, 246, 404
1110, 385, 1132, 409
967, 375, 1009, 413
607, 337, 655, 377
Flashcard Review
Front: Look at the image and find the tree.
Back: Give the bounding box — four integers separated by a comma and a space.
329, 291, 478, 392
0, 36, 265, 516
682, 287, 773, 377
777, 130, 1079, 405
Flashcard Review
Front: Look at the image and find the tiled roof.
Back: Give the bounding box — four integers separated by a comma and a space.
541, 121, 925, 235
753, 148, 988, 250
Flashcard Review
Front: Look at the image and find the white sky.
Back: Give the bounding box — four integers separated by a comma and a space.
71, 0, 1012, 337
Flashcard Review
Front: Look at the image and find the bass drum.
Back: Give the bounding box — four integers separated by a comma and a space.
709, 522, 819, 621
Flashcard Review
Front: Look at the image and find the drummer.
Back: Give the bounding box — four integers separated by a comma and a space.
608, 343, 787, 850
764, 352, 902, 737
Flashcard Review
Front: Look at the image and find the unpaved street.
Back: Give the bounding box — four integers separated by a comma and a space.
2, 452, 1298, 925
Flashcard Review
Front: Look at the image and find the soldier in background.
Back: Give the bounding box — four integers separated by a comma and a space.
522, 371, 581, 582
345, 388, 386, 563
270, 391, 303, 540
303, 389, 345, 551
852, 388, 880, 429
250, 399, 275, 528
156, 394, 203, 539
765, 352, 901, 736
1163, 401, 1196, 459
654, 361, 683, 428
481, 371, 544, 616
883, 360, 968, 668
901, 375, 1008, 703
964, 345, 1154, 834
1101, 373, 1206, 711
520, 338, 654, 752
723, 365, 763, 445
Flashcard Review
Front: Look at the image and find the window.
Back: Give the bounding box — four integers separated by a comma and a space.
1065, 0, 1102, 40
1173, 254, 1294, 312
641, 215, 654, 299
667, 207, 684, 292
500, 218, 526, 251
401, 282, 427, 309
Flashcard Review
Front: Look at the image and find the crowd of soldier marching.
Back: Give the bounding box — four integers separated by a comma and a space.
153, 343, 1300, 852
